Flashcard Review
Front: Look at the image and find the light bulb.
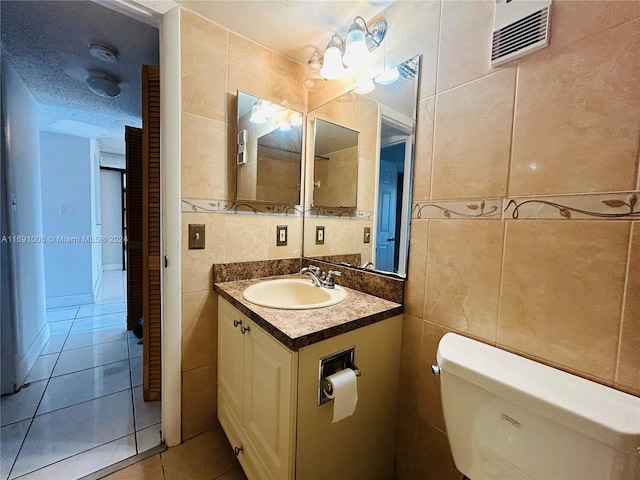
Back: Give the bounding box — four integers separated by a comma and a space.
320, 38, 346, 80
304, 51, 326, 91
375, 67, 399, 85
354, 77, 374, 95
343, 21, 369, 67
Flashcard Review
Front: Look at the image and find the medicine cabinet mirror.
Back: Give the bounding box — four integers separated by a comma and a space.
313, 119, 359, 208
236, 91, 304, 204
303, 55, 421, 277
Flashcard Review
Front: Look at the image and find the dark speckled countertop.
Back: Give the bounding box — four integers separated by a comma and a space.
214, 275, 403, 351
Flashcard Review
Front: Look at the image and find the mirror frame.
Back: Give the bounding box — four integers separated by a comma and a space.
302, 55, 421, 278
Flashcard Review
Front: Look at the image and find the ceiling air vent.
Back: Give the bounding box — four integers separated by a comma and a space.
491, 0, 551, 67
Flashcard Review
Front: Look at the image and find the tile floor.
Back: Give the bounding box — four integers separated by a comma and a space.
1, 271, 162, 480
102, 427, 246, 480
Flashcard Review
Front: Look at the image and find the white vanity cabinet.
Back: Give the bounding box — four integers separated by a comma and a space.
218, 297, 403, 480
218, 298, 297, 480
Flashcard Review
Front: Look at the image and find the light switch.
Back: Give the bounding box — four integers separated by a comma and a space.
315, 226, 325, 245
363, 227, 371, 244
189, 224, 205, 249
276, 225, 287, 246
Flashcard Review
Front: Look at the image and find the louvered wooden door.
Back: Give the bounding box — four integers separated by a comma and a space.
142, 65, 161, 401
125, 126, 143, 331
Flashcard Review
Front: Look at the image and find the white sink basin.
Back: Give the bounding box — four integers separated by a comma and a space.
242, 278, 347, 309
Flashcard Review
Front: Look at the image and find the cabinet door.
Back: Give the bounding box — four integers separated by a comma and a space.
218, 300, 245, 421
243, 319, 296, 480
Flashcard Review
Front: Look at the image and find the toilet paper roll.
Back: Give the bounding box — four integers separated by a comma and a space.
325, 368, 358, 423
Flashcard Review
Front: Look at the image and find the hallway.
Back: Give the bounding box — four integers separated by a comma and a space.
1, 271, 161, 480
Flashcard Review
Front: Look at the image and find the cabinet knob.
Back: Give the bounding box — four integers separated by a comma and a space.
241, 325, 250, 335
234, 445, 243, 455
233, 319, 242, 328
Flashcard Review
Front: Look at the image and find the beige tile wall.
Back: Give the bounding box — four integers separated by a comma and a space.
177, 3, 639, 473
179, 8, 305, 441
387, 1, 640, 479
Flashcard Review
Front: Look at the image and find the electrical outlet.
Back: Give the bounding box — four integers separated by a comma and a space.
315, 226, 325, 245
188, 224, 205, 249
276, 225, 287, 246
363, 227, 371, 244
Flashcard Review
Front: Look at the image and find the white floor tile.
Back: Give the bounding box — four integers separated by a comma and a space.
52, 340, 128, 377
135, 423, 162, 453
48, 320, 73, 336
129, 356, 142, 388
40, 335, 66, 355
24, 354, 58, 384
132, 386, 161, 430
1, 420, 30, 480
70, 312, 126, 333
10, 434, 136, 480
10, 391, 134, 479
63, 327, 127, 351
0, 381, 47, 427
128, 337, 143, 359
45, 307, 78, 323
37, 361, 131, 415
76, 302, 125, 319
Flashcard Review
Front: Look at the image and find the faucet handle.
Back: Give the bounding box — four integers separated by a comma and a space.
324, 270, 342, 288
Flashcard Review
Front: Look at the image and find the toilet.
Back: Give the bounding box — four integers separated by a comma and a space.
434, 333, 640, 480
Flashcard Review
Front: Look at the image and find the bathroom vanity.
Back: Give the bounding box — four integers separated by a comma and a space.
214, 276, 403, 480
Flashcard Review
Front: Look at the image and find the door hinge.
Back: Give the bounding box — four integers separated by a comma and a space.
164, 256, 168, 268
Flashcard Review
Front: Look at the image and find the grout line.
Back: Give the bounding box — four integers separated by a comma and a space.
613, 222, 634, 387
494, 220, 510, 347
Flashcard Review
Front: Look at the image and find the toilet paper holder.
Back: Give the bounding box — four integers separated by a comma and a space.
318, 346, 361, 406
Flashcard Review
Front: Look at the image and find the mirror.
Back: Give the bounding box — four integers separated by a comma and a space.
303, 56, 420, 277
313, 119, 359, 208
236, 91, 303, 204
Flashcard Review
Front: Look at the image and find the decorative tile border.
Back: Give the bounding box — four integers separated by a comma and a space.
411, 199, 502, 219
182, 198, 303, 216
504, 191, 639, 220
304, 207, 373, 220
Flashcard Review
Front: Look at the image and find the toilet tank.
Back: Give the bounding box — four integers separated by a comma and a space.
436, 333, 640, 480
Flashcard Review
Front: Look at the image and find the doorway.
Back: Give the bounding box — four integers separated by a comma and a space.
0, 1, 172, 477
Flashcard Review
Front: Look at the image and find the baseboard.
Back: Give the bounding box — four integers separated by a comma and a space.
17, 322, 50, 385
46, 293, 95, 309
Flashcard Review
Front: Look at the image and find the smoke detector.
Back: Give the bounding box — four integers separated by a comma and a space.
88, 43, 119, 63
491, 0, 552, 66
86, 71, 121, 98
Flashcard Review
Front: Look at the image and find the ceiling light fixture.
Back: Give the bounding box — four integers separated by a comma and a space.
304, 16, 388, 90
85, 71, 121, 98
88, 42, 119, 63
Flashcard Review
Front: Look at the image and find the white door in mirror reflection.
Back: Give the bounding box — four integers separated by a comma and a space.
376, 148, 403, 272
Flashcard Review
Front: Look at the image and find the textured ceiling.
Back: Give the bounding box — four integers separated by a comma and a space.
0, 0, 159, 138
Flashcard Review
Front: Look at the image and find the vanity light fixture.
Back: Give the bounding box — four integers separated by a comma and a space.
320, 35, 346, 80
290, 112, 303, 126
304, 50, 326, 91
343, 18, 369, 67
353, 77, 375, 95
249, 100, 267, 124
304, 16, 387, 89
374, 66, 399, 85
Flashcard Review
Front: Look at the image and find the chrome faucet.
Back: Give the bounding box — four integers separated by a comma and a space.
300, 265, 323, 286
299, 265, 342, 289
323, 270, 342, 289
361, 261, 374, 270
